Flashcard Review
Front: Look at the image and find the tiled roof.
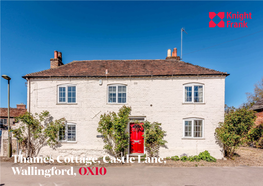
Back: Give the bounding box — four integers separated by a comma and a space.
0, 108, 27, 118
23, 59, 229, 78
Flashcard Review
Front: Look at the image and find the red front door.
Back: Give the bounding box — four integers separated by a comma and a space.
130, 123, 144, 154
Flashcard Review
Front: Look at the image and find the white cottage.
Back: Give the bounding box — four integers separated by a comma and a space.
23, 48, 228, 159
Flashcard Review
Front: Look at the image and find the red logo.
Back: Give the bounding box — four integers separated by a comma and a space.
209, 12, 225, 27
209, 12, 252, 28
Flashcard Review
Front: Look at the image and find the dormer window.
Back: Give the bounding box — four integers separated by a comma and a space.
184, 83, 204, 103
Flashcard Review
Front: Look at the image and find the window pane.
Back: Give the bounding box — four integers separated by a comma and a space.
59, 87, 66, 102
108, 86, 116, 103
118, 86, 126, 103
194, 120, 203, 137
194, 86, 203, 102
67, 125, 76, 141
68, 86, 76, 103
59, 125, 66, 141
184, 121, 192, 137
185, 86, 192, 102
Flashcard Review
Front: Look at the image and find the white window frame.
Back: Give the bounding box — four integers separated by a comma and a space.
183, 83, 204, 103
107, 84, 127, 104
183, 118, 204, 138
0, 119, 7, 124
57, 84, 77, 104
59, 123, 77, 142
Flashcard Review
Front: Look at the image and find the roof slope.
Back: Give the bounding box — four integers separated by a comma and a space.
23, 59, 229, 78
251, 97, 263, 111
0, 108, 27, 118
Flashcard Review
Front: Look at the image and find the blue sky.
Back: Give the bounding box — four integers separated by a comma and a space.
1, 1, 263, 108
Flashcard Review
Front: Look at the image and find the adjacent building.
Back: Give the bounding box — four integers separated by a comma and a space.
0, 103, 27, 156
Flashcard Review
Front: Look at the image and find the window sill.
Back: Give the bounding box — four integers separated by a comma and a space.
182, 102, 205, 105
107, 103, 127, 105
181, 138, 205, 140
59, 141, 77, 144
57, 103, 78, 105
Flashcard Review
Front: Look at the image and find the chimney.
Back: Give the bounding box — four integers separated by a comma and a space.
17, 103, 26, 109
172, 48, 177, 57
166, 48, 181, 60
50, 50, 64, 69
167, 49, 171, 57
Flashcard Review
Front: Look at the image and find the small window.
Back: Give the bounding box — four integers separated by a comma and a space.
59, 123, 76, 142
184, 84, 204, 103
183, 119, 203, 138
0, 119, 7, 125
58, 85, 76, 103
108, 85, 127, 103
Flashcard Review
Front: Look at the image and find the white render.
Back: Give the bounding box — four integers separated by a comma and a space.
27, 76, 225, 159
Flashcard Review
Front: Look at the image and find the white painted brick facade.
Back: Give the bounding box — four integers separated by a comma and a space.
28, 76, 225, 159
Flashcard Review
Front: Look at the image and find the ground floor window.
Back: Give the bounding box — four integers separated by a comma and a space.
183, 118, 203, 138
59, 123, 76, 142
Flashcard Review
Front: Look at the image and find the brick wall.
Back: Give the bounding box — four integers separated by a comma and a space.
28, 76, 225, 159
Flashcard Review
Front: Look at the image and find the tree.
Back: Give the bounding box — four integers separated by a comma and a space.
13, 111, 65, 157
97, 106, 131, 157
215, 108, 256, 158
246, 77, 263, 107
143, 121, 167, 157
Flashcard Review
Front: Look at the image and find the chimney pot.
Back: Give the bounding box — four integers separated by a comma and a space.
58, 52, 62, 59
54, 51, 58, 59
172, 48, 177, 57
51, 51, 64, 69
167, 49, 171, 57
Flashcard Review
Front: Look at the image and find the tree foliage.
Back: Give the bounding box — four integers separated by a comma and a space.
246, 77, 263, 108
97, 106, 167, 157
13, 111, 65, 157
215, 108, 256, 158
97, 106, 131, 157
143, 121, 167, 157
248, 123, 263, 148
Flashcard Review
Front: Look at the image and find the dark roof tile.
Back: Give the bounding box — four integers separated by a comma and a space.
23, 59, 229, 78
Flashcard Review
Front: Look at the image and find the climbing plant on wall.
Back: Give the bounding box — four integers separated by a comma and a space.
97, 106, 131, 157
98, 106, 167, 157
143, 121, 167, 157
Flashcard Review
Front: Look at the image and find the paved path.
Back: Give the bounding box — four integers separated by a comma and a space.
1, 162, 263, 186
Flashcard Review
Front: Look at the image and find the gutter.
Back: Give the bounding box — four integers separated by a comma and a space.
22, 73, 230, 79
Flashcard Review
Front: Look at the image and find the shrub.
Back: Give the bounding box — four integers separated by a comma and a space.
169, 151, 216, 162
180, 156, 188, 162
248, 122, 263, 148
171, 156, 180, 161
97, 106, 131, 157
198, 150, 216, 162
215, 108, 256, 158
143, 121, 167, 157
98, 106, 167, 158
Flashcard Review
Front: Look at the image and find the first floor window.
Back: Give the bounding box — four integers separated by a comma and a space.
58, 85, 76, 103
184, 84, 204, 103
184, 119, 203, 138
0, 119, 7, 125
59, 123, 76, 142
108, 85, 127, 103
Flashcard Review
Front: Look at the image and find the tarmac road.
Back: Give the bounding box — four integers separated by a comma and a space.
1, 162, 263, 186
